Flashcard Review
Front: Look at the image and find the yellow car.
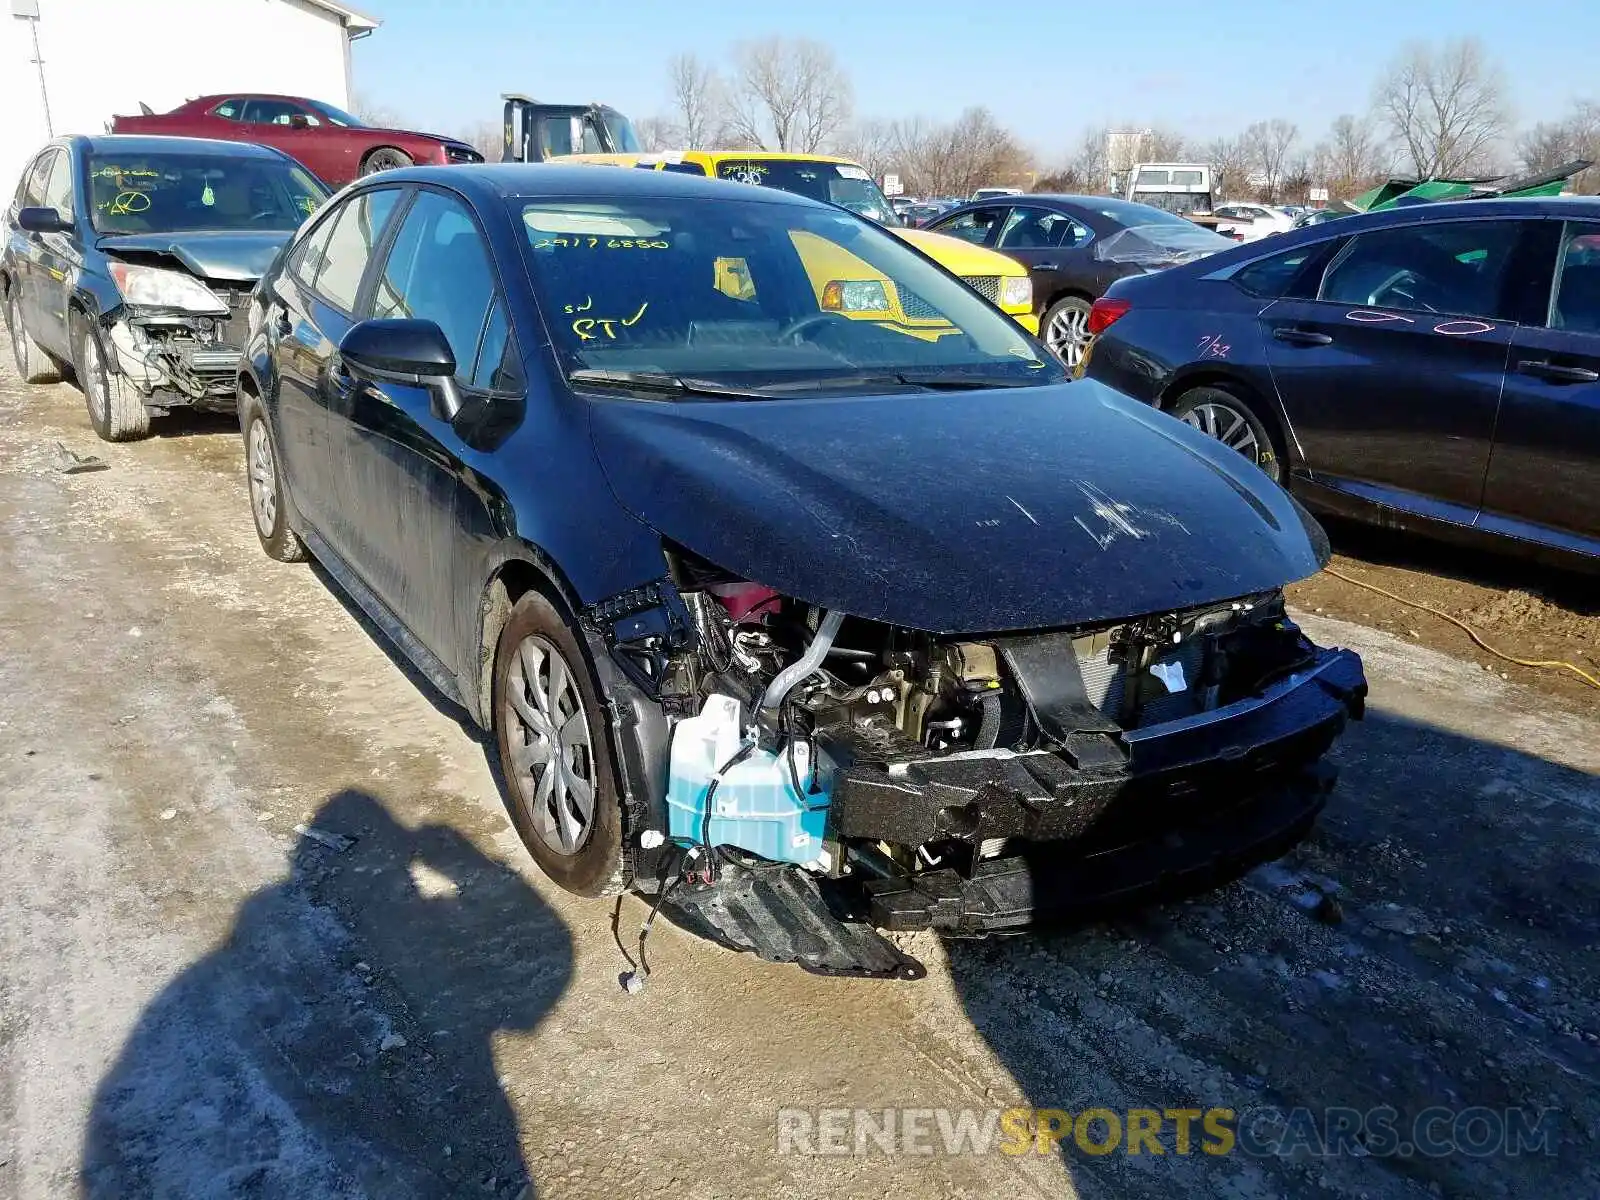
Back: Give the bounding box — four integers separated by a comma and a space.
559, 149, 1039, 335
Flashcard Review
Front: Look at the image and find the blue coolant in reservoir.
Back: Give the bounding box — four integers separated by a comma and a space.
666, 694, 832, 869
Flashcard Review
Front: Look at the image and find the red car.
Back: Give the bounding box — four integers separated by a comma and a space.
109, 94, 483, 189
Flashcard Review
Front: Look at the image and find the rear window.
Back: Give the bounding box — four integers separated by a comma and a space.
713, 158, 896, 224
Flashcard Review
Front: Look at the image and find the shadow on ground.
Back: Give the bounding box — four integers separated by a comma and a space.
946, 709, 1600, 1199
81, 789, 572, 1199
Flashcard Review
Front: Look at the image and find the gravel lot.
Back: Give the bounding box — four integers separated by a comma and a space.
1, 355, 1596, 1199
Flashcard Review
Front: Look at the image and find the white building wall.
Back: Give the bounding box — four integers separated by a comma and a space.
2, 0, 356, 195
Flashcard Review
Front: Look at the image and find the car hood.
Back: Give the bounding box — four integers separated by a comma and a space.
97, 230, 293, 282
371, 126, 471, 149
588, 379, 1329, 634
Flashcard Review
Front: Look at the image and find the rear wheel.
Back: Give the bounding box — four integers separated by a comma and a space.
1168, 385, 1282, 483
360, 147, 412, 175
7, 291, 62, 384
1041, 296, 1093, 368
241, 399, 307, 562
77, 324, 150, 442
494, 591, 627, 897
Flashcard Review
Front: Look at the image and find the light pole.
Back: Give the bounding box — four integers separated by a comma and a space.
11, 0, 53, 139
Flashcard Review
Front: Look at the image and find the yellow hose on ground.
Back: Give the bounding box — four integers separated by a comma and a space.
1321, 566, 1600, 693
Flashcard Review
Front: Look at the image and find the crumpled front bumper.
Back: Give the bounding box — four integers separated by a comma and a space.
827, 646, 1367, 932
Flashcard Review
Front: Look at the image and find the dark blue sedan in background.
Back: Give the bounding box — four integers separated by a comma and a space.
1080, 196, 1600, 570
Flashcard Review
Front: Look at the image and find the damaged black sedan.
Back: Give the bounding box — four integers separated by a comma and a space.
239, 165, 1366, 979
2, 135, 326, 440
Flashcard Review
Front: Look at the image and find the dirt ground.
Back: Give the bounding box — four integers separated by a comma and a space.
1, 353, 1598, 1200
1289, 530, 1600, 713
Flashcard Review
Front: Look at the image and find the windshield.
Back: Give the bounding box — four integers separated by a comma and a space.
88, 153, 327, 234
519, 196, 1060, 394
1094, 223, 1236, 266
713, 158, 899, 225
603, 110, 642, 153
306, 100, 365, 128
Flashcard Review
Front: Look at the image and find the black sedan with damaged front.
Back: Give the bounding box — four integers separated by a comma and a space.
237, 164, 1366, 979
2, 135, 326, 440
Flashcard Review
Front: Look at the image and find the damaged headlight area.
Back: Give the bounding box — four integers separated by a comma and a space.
592, 547, 1367, 980
103, 261, 250, 407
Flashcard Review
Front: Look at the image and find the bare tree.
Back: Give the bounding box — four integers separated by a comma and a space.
1240, 118, 1298, 201
726, 37, 852, 152
1143, 127, 1190, 162
352, 94, 406, 130
889, 109, 1031, 198
1316, 113, 1387, 197
1205, 136, 1249, 202
1068, 127, 1110, 193
634, 115, 677, 152
667, 53, 723, 147
833, 119, 899, 179
1516, 101, 1599, 193
1375, 38, 1510, 178
457, 121, 503, 161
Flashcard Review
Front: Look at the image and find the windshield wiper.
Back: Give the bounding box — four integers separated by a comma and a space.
744, 370, 1049, 394
567, 369, 775, 400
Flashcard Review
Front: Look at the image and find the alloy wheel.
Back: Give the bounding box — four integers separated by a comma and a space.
1046, 305, 1090, 367
247, 419, 278, 537
1181, 401, 1262, 460
81, 333, 107, 424
8, 298, 26, 374
503, 634, 596, 855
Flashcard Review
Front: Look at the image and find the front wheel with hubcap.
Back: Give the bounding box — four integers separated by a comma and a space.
494, 591, 626, 897
7, 292, 63, 384
242, 403, 307, 562
77, 324, 150, 442
1041, 296, 1093, 368
360, 147, 412, 175
1168, 385, 1282, 483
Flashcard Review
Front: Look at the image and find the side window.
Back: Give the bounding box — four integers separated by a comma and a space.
1551, 222, 1600, 335
935, 207, 1002, 246
1320, 220, 1523, 320
470, 299, 524, 391
211, 99, 245, 122
43, 152, 75, 220
996, 207, 1074, 250
242, 98, 305, 126
1234, 241, 1340, 299
310, 188, 401, 312
371, 190, 507, 387
290, 211, 339, 289
20, 152, 55, 208
660, 161, 708, 176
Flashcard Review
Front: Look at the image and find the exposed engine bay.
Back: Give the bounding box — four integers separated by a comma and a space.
590, 546, 1367, 981
101, 254, 250, 409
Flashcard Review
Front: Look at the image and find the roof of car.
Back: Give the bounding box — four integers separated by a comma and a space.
360, 163, 831, 208
63, 133, 296, 161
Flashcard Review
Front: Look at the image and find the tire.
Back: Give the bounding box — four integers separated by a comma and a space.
359, 147, 413, 176
1041, 295, 1093, 369
77, 322, 150, 442
241, 398, 307, 563
494, 591, 627, 897
1168, 385, 1283, 484
7, 290, 63, 384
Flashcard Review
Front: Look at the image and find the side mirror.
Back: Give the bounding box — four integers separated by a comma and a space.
18, 206, 71, 234
339, 319, 462, 422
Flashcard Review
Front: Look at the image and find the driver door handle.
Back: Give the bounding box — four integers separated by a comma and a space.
1518, 359, 1599, 384
1273, 327, 1333, 347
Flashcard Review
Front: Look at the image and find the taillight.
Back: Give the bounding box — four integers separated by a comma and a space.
1087, 296, 1130, 336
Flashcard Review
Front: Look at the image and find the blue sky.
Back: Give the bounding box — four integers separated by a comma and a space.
350, 0, 1598, 158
